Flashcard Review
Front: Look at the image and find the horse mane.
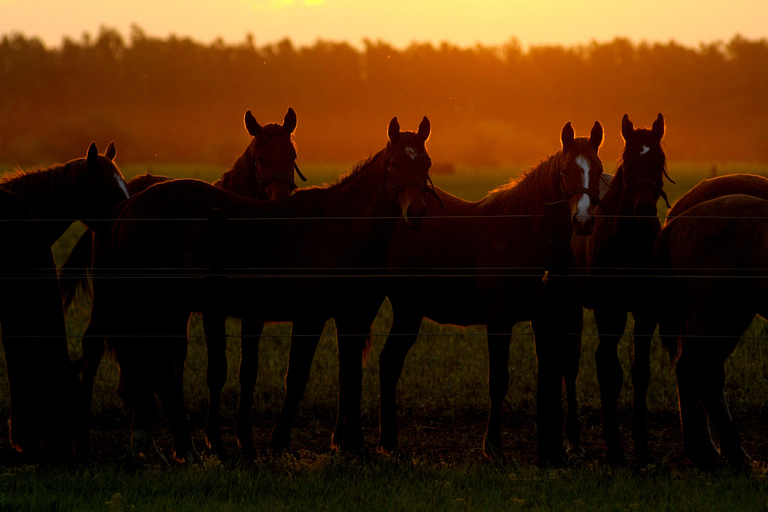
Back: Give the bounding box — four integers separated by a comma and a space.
478, 153, 562, 214
213, 124, 296, 191
296, 147, 388, 195
0, 163, 69, 200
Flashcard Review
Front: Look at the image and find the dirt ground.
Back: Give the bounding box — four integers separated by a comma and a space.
4, 406, 765, 470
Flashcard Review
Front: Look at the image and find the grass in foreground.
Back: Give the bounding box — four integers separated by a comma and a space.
1, 456, 767, 512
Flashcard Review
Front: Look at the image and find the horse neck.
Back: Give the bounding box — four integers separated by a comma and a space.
601, 164, 625, 215
0, 166, 75, 243
213, 153, 262, 199
478, 153, 563, 217
291, 151, 396, 257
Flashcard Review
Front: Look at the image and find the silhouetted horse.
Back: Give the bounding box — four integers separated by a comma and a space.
376, 121, 604, 465
656, 194, 767, 468
667, 173, 768, 219
109, 116, 435, 463
0, 142, 129, 460
58, 109, 303, 460
569, 114, 673, 465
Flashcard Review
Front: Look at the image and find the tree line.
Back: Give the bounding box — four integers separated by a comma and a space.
1, 26, 767, 167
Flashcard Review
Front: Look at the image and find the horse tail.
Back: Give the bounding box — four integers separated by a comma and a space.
59, 229, 94, 310
654, 221, 684, 366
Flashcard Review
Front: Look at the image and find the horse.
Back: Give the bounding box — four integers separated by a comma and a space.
58, 108, 303, 460
667, 173, 768, 219
0, 189, 88, 462
0, 142, 129, 460
568, 113, 673, 466
655, 193, 768, 468
108, 116, 435, 463
376, 121, 604, 466
0, 141, 129, 244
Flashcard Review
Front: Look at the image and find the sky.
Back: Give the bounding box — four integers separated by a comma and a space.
0, 0, 766, 49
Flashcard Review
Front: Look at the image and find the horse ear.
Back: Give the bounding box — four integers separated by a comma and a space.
652, 113, 665, 141
590, 121, 604, 153
283, 107, 297, 134
244, 110, 262, 138
388, 117, 401, 144
86, 142, 98, 167
560, 122, 574, 153
417, 116, 430, 142
621, 114, 634, 143
105, 141, 116, 161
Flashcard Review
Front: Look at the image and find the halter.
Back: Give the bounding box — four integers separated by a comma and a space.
386, 164, 445, 208
559, 172, 606, 213
253, 158, 307, 198
624, 179, 672, 209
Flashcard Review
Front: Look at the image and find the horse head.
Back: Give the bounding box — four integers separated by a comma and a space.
69, 141, 129, 233
384, 116, 438, 230
558, 121, 604, 235
243, 107, 304, 201
618, 113, 673, 228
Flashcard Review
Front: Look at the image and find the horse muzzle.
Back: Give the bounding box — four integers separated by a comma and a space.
399, 186, 428, 230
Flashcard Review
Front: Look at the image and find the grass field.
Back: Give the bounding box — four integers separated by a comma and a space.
1, 160, 768, 510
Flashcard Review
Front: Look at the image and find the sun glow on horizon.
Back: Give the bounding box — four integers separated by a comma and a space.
0, 0, 766, 50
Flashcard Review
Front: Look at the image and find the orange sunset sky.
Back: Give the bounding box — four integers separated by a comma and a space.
1, 0, 766, 49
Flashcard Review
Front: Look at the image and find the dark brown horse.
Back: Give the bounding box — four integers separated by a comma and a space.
0, 190, 87, 462
376, 121, 604, 465
59, 108, 302, 460
108, 116, 435, 463
569, 113, 673, 466
656, 193, 768, 468
0, 142, 129, 243
667, 173, 768, 219
0, 142, 129, 460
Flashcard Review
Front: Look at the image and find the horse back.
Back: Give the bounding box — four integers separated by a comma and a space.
667, 174, 768, 220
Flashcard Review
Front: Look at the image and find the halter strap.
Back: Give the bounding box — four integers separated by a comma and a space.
386, 165, 444, 208
560, 181, 606, 213
624, 179, 672, 209
253, 159, 307, 197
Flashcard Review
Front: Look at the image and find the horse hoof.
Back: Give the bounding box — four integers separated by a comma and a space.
482, 437, 507, 464
338, 438, 373, 463
132, 430, 168, 466
174, 448, 201, 465
566, 444, 586, 459
633, 444, 654, 467
605, 447, 628, 467
376, 442, 398, 457
205, 435, 230, 463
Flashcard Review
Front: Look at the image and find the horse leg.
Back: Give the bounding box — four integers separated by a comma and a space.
202, 311, 229, 461
531, 320, 569, 467
237, 318, 264, 459
154, 337, 200, 464
697, 338, 750, 467
484, 321, 512, 463
593, 307, 628, 466
631, 310, 656, 463
114, 338, 166, 465
80, 323, 105, 403
561, 306, 584, 458
270, 318, 324, 453
687, 307, 752, 467
333, 326, 370, 459
675, 347, 718, 467
377, 309, 422, 455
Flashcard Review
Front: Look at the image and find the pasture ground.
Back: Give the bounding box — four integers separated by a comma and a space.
0, 161, 767, 510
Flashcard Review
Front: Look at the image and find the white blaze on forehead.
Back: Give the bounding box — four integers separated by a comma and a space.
575, 155, 591, 220
115, 172, 130, 198
640, 145, 650, 155
405, 147, 417, 160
